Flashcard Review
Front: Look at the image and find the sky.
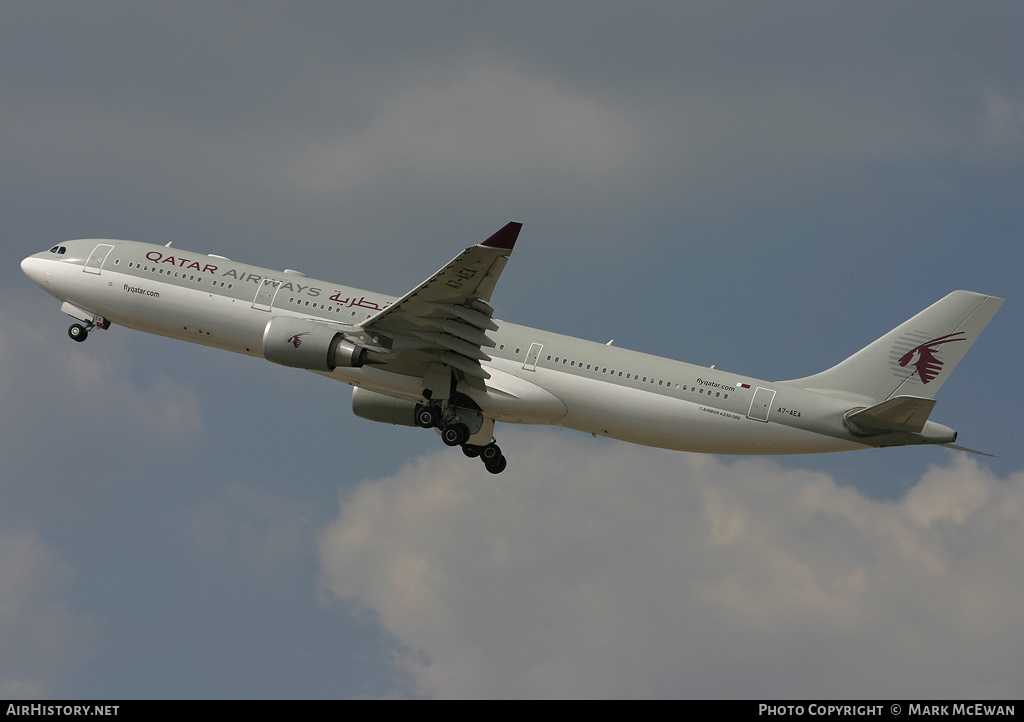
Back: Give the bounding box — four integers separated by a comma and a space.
2, 1, 1022, 699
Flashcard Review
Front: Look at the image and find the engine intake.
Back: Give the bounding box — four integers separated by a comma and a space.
262, 316, 366, 371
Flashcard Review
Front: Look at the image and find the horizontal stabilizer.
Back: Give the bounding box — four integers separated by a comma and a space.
844, 395, 936, 434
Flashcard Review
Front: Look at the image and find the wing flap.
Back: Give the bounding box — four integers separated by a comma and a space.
350, 223, 520, 385
409, 330, 492, 361
433, 302, 500, 331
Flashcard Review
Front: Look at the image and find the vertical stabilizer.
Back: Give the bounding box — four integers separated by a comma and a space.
782, 291, 1003, 403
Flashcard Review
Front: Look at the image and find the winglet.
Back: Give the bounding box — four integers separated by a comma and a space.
480, 222, 522, 250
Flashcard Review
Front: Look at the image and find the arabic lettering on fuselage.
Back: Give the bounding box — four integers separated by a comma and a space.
142, 249, 390, 310
327, 293, 387, 311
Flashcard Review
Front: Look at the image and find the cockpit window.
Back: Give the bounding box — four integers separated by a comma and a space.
48, 246, 67, 255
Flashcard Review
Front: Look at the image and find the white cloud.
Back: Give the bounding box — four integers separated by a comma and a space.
285, 52, 1024, 219
181, 482, 319, 580
978, 89, 1024, 159
0, 293, 203, 445
319, 431, 1024, 698
287, 65, 639, 196
0, 292, 206, 520
0, 527, 99, 698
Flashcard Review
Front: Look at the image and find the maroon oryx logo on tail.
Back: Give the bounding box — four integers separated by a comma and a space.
898, 332, 966, 384
287, 332, 309, 348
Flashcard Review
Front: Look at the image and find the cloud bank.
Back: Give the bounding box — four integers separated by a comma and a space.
320, 431, 1024, 698
0, 527, 99, 699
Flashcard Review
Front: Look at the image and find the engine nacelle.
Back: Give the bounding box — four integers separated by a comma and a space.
351, 387, 421, 427
262, 316, 366, 371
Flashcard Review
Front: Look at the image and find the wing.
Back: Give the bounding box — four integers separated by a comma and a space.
345, 222, 521, 389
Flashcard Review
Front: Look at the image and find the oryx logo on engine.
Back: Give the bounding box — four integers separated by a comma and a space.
287, 332, 308, 348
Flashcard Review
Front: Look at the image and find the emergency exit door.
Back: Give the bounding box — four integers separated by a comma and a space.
747, 387, 776, 422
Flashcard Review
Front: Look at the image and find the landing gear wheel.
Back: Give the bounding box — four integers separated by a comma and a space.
68, 324, 88, 342
416, 405, 441, 428
480, 443, 501, 462
484, 455, 507, 475
441, 423, 470, 447
462, 444, 481, 458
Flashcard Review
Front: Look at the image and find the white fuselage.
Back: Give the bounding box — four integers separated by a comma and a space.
22, 239, 873, 455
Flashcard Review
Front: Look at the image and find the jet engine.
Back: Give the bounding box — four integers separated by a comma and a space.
351, 387, 420, 427
262, 316, 366, 371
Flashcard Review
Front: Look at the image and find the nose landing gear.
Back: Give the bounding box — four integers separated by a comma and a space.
67, 316, 108, 342
63, 305, 109, 342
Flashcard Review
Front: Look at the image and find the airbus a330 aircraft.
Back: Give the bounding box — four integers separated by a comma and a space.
22, 223, 1003, 473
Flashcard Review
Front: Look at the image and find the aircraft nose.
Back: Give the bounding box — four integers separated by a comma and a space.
21, 255, 47, 286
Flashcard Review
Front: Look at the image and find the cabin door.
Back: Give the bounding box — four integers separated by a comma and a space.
83, 244, 115, 275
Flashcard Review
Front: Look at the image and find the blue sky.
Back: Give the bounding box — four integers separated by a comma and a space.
2, 1, 1022, 698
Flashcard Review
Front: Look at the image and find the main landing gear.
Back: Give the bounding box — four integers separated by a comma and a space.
415, 402, 508, 474
462, 441, 507, 474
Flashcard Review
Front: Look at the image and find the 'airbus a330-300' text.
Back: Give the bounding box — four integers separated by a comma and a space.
22, 224, 1003, 473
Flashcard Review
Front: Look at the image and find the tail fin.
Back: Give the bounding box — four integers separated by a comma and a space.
782, 291, 1003, 403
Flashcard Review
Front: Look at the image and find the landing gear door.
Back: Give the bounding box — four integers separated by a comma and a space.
83, 244, 115, 275
747, 387, 776, 422
522, 342, 543, 371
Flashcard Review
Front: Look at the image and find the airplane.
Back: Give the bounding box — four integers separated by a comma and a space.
21, 223, 1003, 473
